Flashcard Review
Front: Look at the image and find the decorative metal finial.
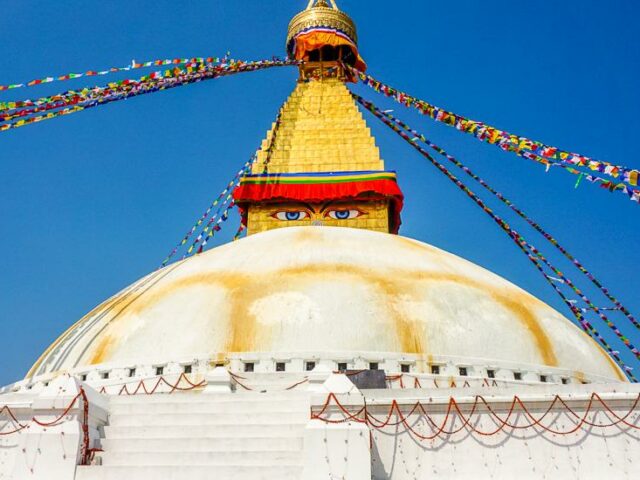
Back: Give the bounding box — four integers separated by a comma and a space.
289, 0, 355, 48
306, 0, 339, 10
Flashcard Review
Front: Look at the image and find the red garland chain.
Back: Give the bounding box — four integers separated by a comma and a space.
0, 405, 28, 435
97, 373, 206, 396
97, 371, 309, 396
311, 392, 640, 439
385, 375, 493, 389
354, 93, 636, 381
229, 371, 309, 392
0, 388, 91, 465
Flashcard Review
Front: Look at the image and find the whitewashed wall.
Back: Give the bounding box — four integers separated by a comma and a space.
363, 384, 640, 480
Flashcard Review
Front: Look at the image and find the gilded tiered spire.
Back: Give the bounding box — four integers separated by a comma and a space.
254, 79, 383, 174
233, 2, 403, 236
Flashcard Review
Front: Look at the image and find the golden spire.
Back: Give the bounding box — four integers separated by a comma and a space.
232, 1, 402, 236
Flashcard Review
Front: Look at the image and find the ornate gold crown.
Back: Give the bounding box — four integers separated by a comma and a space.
286, 0, 357, 50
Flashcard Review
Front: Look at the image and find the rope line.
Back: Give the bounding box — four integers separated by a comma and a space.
0, 388, 91, 465
349, 67, 640, 197
353, 93, 640, 361
160, 157, 255, 267
0, 55, 230, 92
0, 59, 297, 132
98, 373, 205, 396
360, 94, 638, 332
354, 93, 636, 380
312, 392, 640, 439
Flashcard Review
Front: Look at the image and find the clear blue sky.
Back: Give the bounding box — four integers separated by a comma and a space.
1, 0, 638, 386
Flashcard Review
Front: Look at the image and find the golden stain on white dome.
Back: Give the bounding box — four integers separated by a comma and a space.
28, 227, 624, 382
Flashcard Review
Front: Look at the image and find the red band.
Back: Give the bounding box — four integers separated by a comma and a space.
233, 179, 404, 233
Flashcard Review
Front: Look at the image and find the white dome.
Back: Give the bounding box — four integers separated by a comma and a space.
28, 226, 624, 381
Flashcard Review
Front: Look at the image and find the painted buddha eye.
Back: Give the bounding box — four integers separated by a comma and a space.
326, 209, 365, 220
272, 210, 310, 221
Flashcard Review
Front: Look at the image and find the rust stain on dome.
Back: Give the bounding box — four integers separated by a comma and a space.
489, 293, 557, 366
90, 334, 115, 365
598, 353, 626, 381
224, 274, 262, 354
78, 261, 558, 366
384, 268, 559, 366
27, 291, 131, 377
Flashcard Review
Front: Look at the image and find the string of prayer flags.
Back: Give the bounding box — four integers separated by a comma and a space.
0, 59, 296, 132
354, 93, 637, 380
365, 97, 640, 334
233, 224, 246, 241
0, 56, 229, 92
172, 154, 261, 263
184, 195, 236, 258
354, 91, 640, 346
160, 158, 255, 267
350, 67, 640, 197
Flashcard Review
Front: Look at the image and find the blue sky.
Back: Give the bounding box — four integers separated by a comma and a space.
0, 0, 638, 386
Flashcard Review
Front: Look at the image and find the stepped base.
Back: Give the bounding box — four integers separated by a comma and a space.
79, 390, 310, 480
76, 465, 302, 480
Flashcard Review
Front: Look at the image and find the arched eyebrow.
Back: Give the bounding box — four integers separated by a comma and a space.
269, 202, 315, 214
319, 200, 340, 213
319, 200, 359, 213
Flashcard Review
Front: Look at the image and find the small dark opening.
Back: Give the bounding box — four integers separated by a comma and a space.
539, 375, 547, 383
128, 368, 136, 378
244, 362, 254, 373
276, 362, 286, 372
306, 45, 354, 64
401, 364, 410, 373
305, 361, 316, 372
514, 372, 522, 381
459, 367, 468, 377
561, 377, 569, 385
183, 365, 192, 374
337, 362, 347, 372
80, 374, 87, 382
101, 372, 110, 380
155, 366, 164, 376
431, 365, 440, 375
487, 369, 496, 379
369, 362, 379, 371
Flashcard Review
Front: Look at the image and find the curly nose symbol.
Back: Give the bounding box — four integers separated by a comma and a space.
311, 220, 324, 226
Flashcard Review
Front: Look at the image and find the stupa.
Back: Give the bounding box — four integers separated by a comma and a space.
1, 1, 638, 479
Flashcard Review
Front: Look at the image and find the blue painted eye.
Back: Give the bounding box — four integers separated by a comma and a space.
326, 209, 364, 220
273, 211, 309, 221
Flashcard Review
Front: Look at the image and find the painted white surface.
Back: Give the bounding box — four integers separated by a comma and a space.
203, 366, 232, 393
29, 227, 622, 382
0, 376, 107, 480
77, 390, 310, 480
303, 373, 371, 480
303, 420, 371, 480
363, 384, 640, 480
2, 373, 638, 479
